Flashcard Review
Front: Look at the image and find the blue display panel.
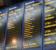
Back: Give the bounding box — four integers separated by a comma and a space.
5, 4, 24, 50
44, 0, 56, 50
23, 0, 43, 50
0, 9, 8, 50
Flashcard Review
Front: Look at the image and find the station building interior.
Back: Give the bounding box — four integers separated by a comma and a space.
0, 0, 56, 50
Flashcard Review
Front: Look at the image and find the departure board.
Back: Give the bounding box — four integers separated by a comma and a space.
5, 5, 23, 50
23, 1, 42, 50
44, 0, 56, 50
0, 10, 7, 50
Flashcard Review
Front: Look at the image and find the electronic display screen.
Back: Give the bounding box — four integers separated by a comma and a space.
5, 6, 23, 50
0, 10, 7, 50
23, 1, 42, 50
44, 0, 56, 50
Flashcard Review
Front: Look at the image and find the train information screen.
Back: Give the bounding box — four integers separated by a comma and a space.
44, 0, 56, 49
5, 6, 23, 50
0, 10, 7, 50
23, 1, 42, 49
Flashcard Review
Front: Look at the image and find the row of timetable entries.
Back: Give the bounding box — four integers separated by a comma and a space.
0, 0, 56, 50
